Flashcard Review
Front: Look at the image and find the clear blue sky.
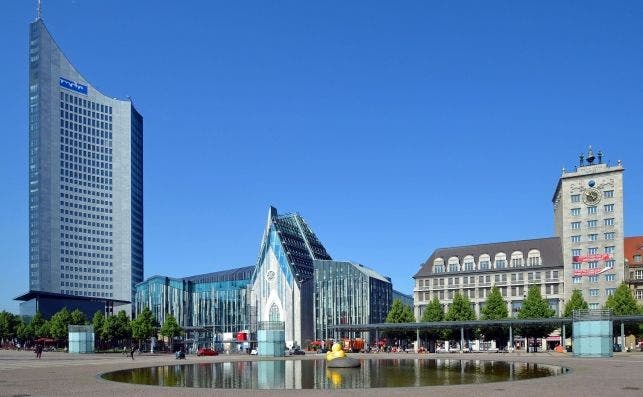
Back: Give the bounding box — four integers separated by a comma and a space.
1, 1, 642, 313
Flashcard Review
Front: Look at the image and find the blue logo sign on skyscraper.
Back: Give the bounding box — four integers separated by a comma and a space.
59, 77, 88, 95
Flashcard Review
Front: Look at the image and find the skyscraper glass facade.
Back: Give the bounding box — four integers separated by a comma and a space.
27, 18, 143, 305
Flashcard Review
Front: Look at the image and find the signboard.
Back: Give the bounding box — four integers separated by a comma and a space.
572, 266, 613, 277
59, 77, 88, 95
572, 253, 611, 263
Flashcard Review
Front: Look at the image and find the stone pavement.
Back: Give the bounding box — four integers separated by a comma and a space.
0, 350, 642, 397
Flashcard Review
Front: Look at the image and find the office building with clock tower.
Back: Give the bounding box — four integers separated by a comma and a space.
553, 147, 625, 308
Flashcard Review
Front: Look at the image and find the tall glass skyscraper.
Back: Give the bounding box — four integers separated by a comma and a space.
27, 16, 143, 306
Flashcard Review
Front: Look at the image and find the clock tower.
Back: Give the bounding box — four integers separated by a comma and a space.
553, 147, 625, 307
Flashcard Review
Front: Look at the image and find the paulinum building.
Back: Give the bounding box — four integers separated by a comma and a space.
135, 206, 401, 348
22, 15, 143, 316
414, 148, 627, 320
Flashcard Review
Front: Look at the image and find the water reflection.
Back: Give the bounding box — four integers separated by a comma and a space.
102, 358, 567, 389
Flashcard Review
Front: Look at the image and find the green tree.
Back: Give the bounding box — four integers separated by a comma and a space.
131, 307, 156, 347
36, 320, 51, 339
102, 310, 131, 348
17, 320, 33, 344
92, 311, 105, 347
0, 311, 21, 343
49, 307, 72, 341
480, 286, 509, 348
160, 314, 183, 340
28, 312, 47, 339
70, 309, 87, 325
604, 283, 641, 336
563, 289, 589, 317
517, 286, 556, 351
420, 297, 445, 351
384, 299, 415, 346
445, 293, 477, 343
562, 289, 588, 338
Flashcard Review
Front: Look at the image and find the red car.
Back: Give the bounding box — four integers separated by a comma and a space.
196, 348, 219, 356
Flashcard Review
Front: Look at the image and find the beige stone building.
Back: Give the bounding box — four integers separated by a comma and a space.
414, 148, 627, 322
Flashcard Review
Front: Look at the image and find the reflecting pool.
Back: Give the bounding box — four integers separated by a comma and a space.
101, 358, 568, 389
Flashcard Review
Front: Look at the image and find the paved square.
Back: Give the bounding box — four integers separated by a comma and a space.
0, 350, 642, 397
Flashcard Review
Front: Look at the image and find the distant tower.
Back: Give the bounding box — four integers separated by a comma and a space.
553, 147, 624, 307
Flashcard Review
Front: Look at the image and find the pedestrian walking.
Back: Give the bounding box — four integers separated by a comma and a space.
35, 344, 43, 359
130, 344, 136, 360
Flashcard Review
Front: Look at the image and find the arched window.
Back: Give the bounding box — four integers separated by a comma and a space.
494, 252, 507, 269
269, 303, 280, 322
527, 249, 541, 266
479, 254, 491, 270
463, 255, 475, 271
432, 258, 445, 274
510, 251, 524, 267
448, 256, 460, 272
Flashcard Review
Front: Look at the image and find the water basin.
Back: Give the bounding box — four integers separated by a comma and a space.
101, 358, 568, 389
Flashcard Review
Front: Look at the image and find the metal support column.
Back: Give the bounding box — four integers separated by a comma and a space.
509, 325, 513, 351
562, 324, 566, 347
416, 328, 420, 353
621, 322, 625, 349
460, 327, 464, 352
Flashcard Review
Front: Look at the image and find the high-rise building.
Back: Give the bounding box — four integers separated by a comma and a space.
26, 16, 143, 309
553, 148, 624, 308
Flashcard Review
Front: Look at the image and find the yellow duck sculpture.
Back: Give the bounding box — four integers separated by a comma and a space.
325, 342, 360, 368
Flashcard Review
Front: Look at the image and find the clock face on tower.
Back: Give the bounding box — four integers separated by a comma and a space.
583, 188, 601, 206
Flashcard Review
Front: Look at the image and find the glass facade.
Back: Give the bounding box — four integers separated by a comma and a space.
314, 260, 392, 341
134, 267, 253, 333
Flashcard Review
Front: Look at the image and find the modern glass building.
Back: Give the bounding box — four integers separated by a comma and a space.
250, 207, 332, 348
314, 260, 393, 341
133, 207, 405, 349
134, 266, 253, 332
26, 16, 143, 310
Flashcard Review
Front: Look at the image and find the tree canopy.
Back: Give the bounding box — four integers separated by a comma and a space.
131, 307, 156, 343
385, 299, 416, 342
0, 311, 21, 342
604, 283, 642, 336
563, 289, 589, 317
517, 286, 556, 345
49, 307, 72, 340
445, 293, 477, 342
159, 314, 183, 339
480, 286, 509, 347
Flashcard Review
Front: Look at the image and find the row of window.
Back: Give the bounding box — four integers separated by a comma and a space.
571, 218, 615, 229
61, 224, 112, 237
60, 249, 113, 259
61, 91, 113, 114
421, 270, 559, 288
572, 261, 616, 269
61, 184, 112, 199
571, 232, 615, 242
572, 274, 616, 283
570, 204, 614, 216
571, 247, 615, 255
419, 284, 560, 301
61, 289, 113, 298
571, 191, 614, 202
61, 272, 112, 282
60, 259, 112, 267
433, 257, 541, 273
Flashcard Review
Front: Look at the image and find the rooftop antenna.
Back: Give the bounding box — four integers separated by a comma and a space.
37, 0, 42, 20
